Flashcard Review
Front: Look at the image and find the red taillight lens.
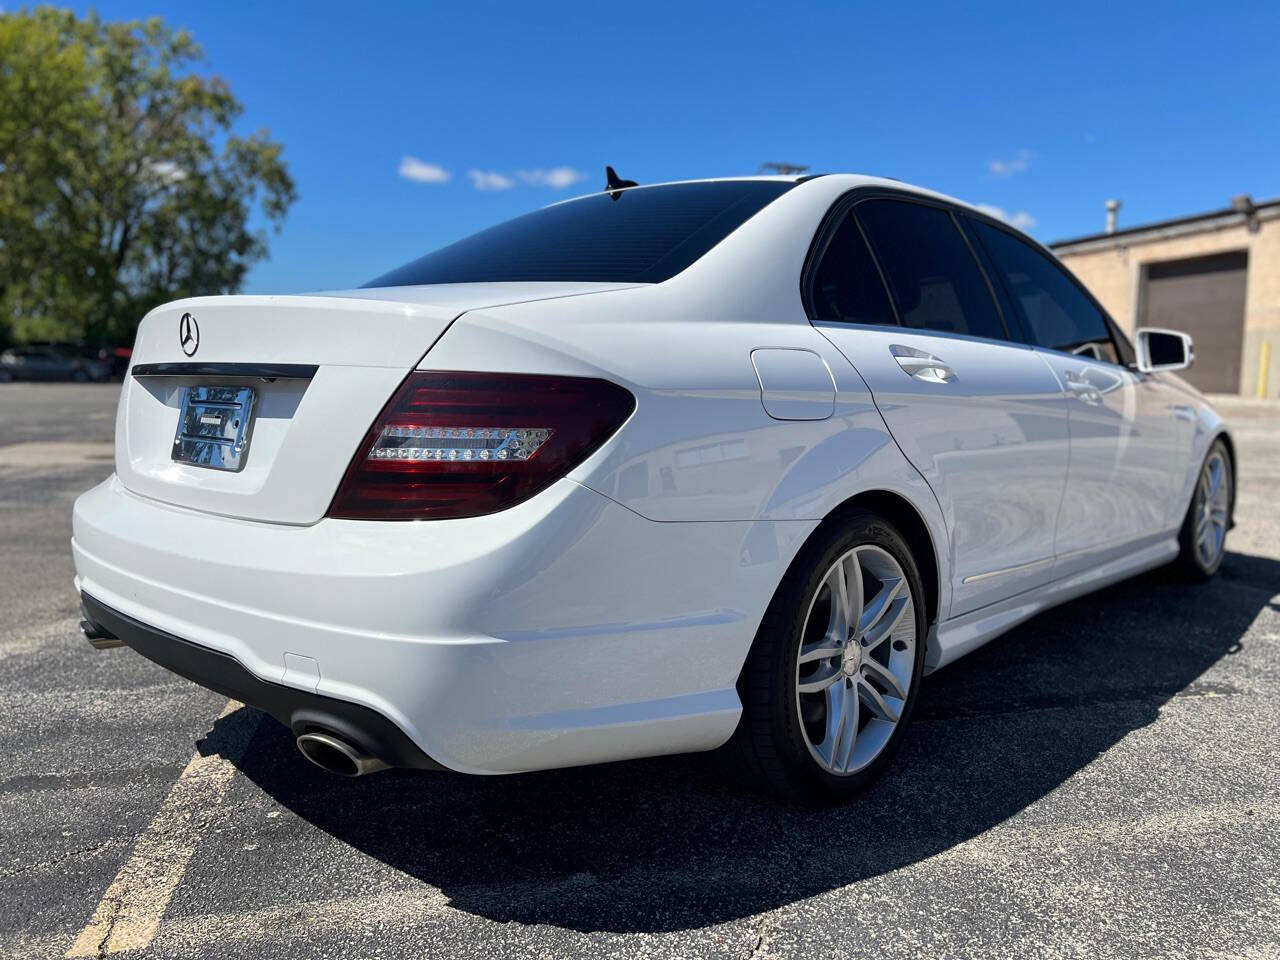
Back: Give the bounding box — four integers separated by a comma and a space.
327, 371, 635, 520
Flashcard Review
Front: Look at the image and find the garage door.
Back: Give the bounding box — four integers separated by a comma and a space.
1142, 251, 1248, 394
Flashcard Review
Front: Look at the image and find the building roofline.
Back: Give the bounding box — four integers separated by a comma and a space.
1049, 197, 1280, 252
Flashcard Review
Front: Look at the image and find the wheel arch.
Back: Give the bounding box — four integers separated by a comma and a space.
729, 485, 943, 797
792, 489, 942, 631
1213, 429, 1238, 527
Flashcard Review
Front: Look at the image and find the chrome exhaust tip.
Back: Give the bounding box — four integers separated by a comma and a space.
80, 619, 124, 649
296, 731, 390, 777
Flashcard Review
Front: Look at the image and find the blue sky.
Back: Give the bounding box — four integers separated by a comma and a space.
71, 0, 1280, 294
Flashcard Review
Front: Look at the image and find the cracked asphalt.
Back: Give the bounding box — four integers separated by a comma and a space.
2, 382, 1278, 959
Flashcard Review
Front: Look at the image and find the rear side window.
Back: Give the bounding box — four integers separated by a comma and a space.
363, 180, 796, 287
856, 199, 1007, 341
809, 212, 897, 326
971, 219, 1119, 363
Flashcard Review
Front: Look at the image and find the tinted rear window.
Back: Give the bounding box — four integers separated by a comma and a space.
364, 180, 796, 287
809, 212, 897, 326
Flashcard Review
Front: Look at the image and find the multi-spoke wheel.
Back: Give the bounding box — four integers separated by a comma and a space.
796, 545, 916, 776
1177, 439, 1233, 579
733, 510, 926, 801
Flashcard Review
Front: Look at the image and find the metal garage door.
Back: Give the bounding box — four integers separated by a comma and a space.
1142, 251, 1248, 394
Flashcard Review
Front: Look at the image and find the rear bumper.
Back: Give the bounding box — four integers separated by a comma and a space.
72, 475, 814, 773
79, 592, 444, 770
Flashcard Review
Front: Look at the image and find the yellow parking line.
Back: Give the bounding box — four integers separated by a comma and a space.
66, 700, 260, 957
153, 889, 453, 949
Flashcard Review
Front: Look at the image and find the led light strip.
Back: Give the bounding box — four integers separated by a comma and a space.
369, 425, 553, 462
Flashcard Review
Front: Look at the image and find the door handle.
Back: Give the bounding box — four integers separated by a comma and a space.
890, 345, 956, 384
1064, 371, 1102, 405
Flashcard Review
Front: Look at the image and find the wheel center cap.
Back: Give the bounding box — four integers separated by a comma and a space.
842, 641, 862, 677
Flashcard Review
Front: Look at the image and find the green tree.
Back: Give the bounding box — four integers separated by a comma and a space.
0, 8, 296, 345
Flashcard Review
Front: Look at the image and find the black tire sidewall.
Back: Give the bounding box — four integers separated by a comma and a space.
746, 511, 928, 801
1179, 439, 1232, 579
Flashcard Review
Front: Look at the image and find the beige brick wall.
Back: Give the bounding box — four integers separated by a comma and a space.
1055, 214, 1280, 397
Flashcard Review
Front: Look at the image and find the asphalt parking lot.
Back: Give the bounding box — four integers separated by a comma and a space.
2, 381, 1278, 959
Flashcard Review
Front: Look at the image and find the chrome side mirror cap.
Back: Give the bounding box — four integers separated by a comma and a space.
1135, 327, 1194, 374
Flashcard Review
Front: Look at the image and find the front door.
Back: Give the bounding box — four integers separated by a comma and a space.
965, 216, 1187, 576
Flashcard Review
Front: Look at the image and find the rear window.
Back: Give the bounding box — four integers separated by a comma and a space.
809, 211, 897, 326
363, 180, 796, 287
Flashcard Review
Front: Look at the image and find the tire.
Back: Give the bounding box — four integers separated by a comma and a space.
72, 369, 89, 382
1174, 438, 1233, 580
732, 510, 927, 803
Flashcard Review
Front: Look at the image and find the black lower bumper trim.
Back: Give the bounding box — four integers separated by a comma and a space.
80, 593, 444, 771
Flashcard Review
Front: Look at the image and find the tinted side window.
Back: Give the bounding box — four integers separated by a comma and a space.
856, 199, 1006, 341
809, 212, 896, 326
971, 219, 1119, 363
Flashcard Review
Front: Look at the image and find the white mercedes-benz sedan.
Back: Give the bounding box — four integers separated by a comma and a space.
73, 173, 1234, 800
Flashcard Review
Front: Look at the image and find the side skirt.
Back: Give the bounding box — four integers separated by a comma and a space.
925, 534, 1180, 672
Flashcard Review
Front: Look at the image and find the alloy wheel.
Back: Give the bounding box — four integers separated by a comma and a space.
795, 545, 917, 775
1195, 450, 1230, 568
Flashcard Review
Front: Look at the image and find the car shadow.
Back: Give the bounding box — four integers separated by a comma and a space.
205, 549, 1275, 934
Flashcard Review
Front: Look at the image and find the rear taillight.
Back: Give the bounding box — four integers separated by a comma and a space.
327, 371, 635, 520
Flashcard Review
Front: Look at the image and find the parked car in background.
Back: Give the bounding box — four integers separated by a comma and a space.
108, 346, 133, 380
39, 341, 131, 380
0, 345, 112, 382
72, 174, 1233, 801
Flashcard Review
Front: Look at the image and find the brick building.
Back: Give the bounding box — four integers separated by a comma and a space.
1050, 196, 1280, 397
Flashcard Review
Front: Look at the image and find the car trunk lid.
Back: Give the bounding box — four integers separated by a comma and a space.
115, 283, 639, 524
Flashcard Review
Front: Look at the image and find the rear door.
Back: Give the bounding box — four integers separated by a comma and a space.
966, 216, 1191, 571
810, 196, 1070, 618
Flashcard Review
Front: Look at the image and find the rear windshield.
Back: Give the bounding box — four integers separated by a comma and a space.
363, 180, 796, 287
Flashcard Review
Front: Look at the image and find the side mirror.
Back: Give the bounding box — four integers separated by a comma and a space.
1135, 327, 1194, 374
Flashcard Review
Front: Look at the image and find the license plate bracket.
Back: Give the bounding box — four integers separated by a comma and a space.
172, 385, 257, 472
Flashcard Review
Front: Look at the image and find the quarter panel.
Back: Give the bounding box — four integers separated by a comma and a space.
751, 348, 836, 420
423, 296, 944, 528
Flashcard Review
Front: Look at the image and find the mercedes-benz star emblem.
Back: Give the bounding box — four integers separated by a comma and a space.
179, 312, 200, 357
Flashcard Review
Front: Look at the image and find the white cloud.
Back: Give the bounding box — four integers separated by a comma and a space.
398, 157, 450, 184
976, 204, 1038, 231
399, 161, 585, 191
467, 169, 516, 191
516, 166, 587, 189
988, 149, 1035, 178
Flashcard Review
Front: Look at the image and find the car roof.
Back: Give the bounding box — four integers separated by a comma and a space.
803, 173, 1056, 256
543, 174, 803, 209
552, 173, 1020, 232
